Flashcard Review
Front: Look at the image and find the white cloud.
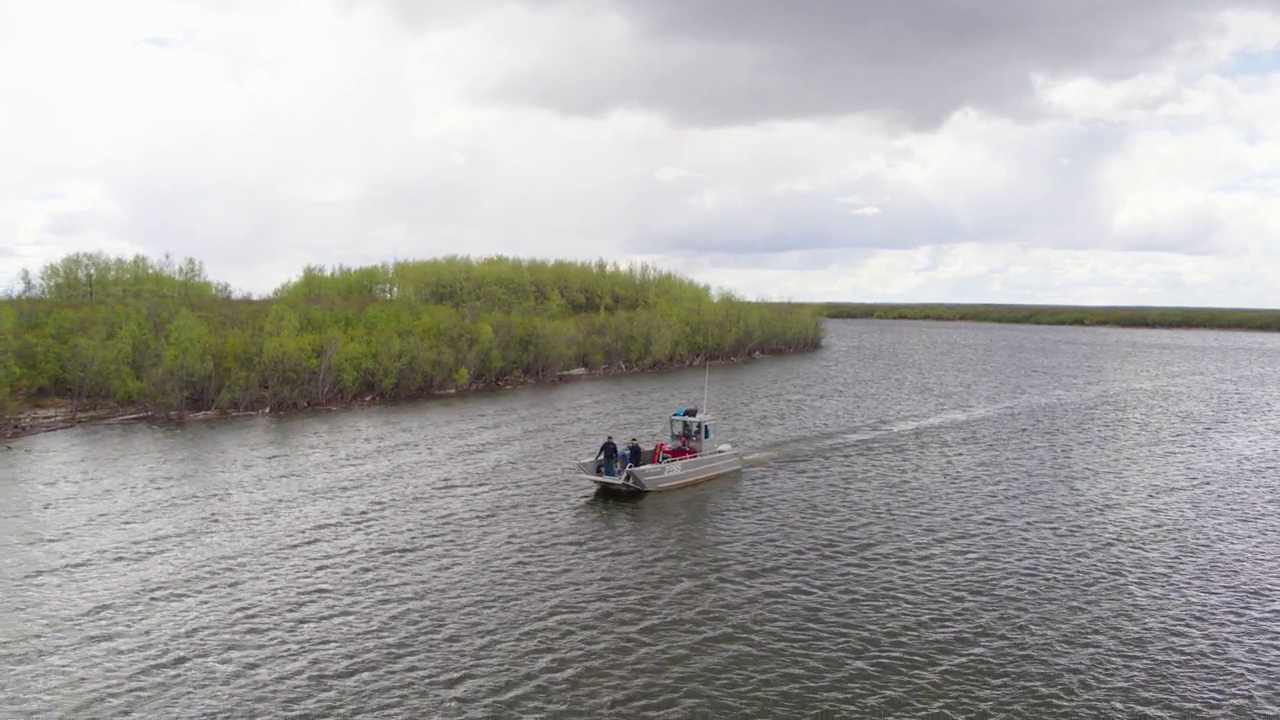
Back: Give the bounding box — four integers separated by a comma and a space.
687, 245, 1273, 308
653, 167, 703, 182
1, 0, 1279, 308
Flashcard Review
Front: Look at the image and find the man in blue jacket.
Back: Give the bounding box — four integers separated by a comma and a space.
596, 436, 619, 476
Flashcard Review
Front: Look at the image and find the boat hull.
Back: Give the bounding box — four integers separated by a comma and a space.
575, 446, 742, 493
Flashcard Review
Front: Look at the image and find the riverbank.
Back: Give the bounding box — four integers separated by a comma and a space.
808, 303, 1280, 332
2, 403, 256, 442
4, 252, 824, 424
2, 348, 802, 442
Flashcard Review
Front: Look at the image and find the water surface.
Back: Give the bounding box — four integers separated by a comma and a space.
3, 320, 1279, 717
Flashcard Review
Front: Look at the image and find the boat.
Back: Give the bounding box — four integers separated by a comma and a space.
573, 406, 743, 493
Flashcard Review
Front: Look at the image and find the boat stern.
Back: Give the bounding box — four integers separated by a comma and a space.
589, 475, 646, 493
573, 457, 649, 492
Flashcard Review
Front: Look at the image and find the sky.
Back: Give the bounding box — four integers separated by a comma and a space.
2, 0, 1280, 306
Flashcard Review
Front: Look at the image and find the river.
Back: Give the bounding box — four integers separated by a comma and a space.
3, 319, 1278, 718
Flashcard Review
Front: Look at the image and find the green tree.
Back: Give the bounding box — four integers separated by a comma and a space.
162, 309, 215, 414
2, 251, 827, 415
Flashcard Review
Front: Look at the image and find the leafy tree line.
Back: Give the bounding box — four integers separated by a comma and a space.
805, 302, 1280, 331
1, 252, 823, 414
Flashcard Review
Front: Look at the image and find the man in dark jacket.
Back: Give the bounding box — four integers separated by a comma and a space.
627, 438, 643, 468
596, 436, 619, 476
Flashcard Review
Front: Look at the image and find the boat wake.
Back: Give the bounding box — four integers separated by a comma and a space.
741, 389, 1094, 469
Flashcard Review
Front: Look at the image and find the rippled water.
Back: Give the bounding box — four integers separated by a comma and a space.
4, 319, 1280, 717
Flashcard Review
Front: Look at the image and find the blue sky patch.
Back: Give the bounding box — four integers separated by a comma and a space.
1221, 46, 1280, 77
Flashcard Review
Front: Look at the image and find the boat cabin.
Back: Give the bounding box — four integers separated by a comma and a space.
664, 407, 715, 459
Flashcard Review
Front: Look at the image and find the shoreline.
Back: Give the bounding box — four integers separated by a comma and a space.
824, 316, 1279, 334
809, 303, 1280, 333
2, 348, 809, 443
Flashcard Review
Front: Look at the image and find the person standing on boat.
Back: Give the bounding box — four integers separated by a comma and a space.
627, 438, 643, 468
597, 436, 619, 476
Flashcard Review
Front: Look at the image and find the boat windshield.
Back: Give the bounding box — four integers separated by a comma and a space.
671, 418, 700, 439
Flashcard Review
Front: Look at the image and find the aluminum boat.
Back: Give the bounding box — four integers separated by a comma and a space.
574, 407, 743, 493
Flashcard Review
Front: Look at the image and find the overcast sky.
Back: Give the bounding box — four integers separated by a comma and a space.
3, 0, 1279, 306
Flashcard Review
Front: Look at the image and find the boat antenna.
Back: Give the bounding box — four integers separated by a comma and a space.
702, 357, 710, 414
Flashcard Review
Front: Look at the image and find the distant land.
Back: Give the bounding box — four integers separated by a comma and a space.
802, 302, 1280, 332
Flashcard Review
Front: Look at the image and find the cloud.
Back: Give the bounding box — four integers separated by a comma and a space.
686, 244, 1279, 308
1, 0, 1280, 307
462, 0, 1279, 129
134, 36, 178, 49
